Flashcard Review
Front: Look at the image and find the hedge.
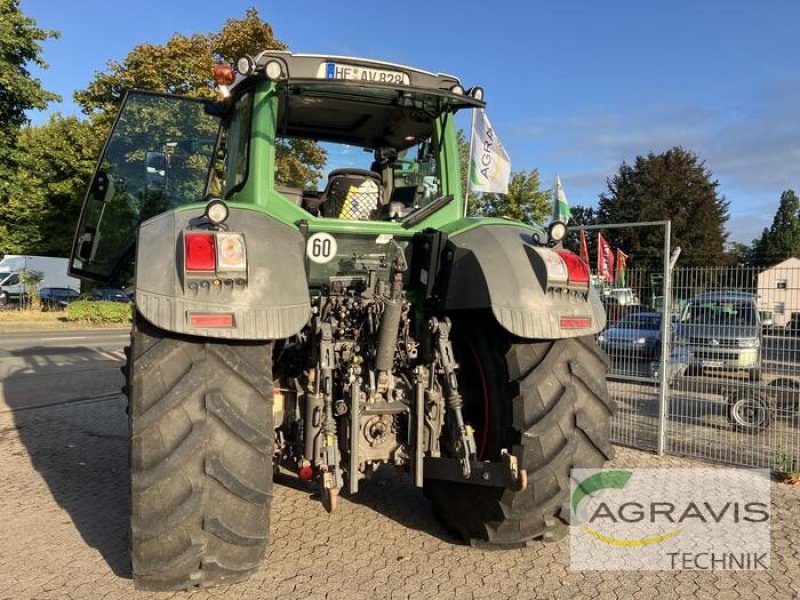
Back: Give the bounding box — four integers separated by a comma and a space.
65, 300, 133, 323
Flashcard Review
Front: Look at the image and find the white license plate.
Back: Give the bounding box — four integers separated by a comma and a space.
320, 62, 410, 85
702, 360, 724, 368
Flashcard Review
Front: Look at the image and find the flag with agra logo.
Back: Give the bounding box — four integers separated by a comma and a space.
468, 109, 511, 194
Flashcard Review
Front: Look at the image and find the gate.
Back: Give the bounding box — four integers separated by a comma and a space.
579, 223, 800, 474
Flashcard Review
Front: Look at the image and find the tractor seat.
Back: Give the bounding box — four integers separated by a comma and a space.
319, 169, 383, 220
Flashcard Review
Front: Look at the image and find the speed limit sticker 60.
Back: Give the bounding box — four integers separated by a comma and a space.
306, 232, 338, 264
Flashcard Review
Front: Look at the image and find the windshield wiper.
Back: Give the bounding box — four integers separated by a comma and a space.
401, 194, 454, 228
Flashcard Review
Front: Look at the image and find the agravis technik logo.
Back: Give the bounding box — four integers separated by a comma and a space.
570, 468, 771, 571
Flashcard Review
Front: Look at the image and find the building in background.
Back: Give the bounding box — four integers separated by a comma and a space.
757, 257, 800, 326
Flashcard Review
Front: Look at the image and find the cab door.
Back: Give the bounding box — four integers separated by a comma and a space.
70, 91, 222, 284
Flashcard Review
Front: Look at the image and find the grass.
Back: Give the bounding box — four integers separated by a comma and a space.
0, 304, 132, 332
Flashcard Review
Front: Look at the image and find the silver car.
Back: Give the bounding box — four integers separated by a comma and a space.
599, 311, 662, 359
674, 291, 761, 380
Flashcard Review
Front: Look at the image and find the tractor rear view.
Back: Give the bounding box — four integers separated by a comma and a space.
70, 51, 614, 591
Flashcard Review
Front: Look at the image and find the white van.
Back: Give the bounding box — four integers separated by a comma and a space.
0, 255, 80, 305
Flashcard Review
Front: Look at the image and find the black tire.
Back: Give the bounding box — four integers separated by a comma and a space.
425, 316, 615, 547
728, 391, 771, 432
128, 313, 274, 590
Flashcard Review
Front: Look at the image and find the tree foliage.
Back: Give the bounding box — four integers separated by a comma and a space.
468, 170, 551, 223
564, 204, 597, 255
0, 115, 100, 255
0, 0, 59, 194
74, 8, 325, 187
597, 147, 729, 268
75, 8, 284, 118
456, 128, 549, 223
750, 189, 800, 267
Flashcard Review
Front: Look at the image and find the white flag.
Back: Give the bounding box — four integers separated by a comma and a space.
468, 109, 511, 194
552, 174, 572, 224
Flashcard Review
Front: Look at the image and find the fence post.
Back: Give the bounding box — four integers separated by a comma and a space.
656, 221, 672, 455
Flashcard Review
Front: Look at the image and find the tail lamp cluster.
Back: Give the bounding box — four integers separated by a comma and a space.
182, 231, 247, 329
184, 231, 247, 274
534, 247, 590, 289
533, 247, 593, 330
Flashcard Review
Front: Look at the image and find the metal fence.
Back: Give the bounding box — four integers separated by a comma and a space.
602, 264, 800, 474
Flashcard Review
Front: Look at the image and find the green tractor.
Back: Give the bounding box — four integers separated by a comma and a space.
70, 51, 614, 591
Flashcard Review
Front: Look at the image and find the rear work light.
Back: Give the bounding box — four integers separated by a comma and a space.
185, 232, 216, 271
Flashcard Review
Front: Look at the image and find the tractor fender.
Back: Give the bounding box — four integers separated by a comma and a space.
135, 207, 310, 340
438, 224, 605, 338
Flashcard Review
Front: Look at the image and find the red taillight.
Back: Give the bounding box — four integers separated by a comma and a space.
556, 250, 590, 286
189, 313, 234, 328
185, 232, 216, 271
298, 465, 314, 481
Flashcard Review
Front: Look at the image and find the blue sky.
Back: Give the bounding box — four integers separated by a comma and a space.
22, 0, 800, 243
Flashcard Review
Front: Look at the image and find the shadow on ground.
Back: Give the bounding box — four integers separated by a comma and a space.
3, 345, 131, 579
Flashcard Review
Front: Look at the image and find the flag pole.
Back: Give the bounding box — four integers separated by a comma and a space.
464, 109, 477, 217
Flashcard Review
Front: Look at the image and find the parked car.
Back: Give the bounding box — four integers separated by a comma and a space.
39, 287, 80, 311
674, 291, 762, 381
605, 287, 640, 306
91, 287, 131, 303
599, 311, 663, 359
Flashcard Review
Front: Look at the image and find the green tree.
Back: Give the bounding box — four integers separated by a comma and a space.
564, 204, 597, 255
750, 189, 800, 266
0, 0, 59, 196
468, 170, 550, 223
74, 8, 325, 187
0, 115, 101, 255
457, 128, 549, 223
597, 147, 729, 268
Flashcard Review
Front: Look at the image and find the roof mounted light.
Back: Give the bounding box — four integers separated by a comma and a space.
449, 84, 465, 96
467, 86, 485, 101
236, 55, 256, 77
205, 198, 229, 225
213, 64, 236, 87
265, 60, 283, 80
548, 220, 567, 242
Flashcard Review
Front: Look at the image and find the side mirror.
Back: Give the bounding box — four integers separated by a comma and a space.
145, 151, 168, 191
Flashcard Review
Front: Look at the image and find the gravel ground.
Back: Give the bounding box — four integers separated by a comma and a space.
1, 396, 798, 600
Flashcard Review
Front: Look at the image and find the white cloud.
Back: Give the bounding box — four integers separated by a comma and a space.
509, 73, 800, 245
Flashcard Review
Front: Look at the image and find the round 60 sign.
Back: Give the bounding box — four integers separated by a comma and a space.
306, 232, 338, 264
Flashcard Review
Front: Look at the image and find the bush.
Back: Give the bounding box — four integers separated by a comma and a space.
65, 300, 133, 323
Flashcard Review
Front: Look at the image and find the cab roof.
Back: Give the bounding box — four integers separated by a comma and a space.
234, 51, 485, 149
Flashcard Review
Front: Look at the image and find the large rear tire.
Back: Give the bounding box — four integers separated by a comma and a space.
425, 316, 615, 547
128, 313, 274, 590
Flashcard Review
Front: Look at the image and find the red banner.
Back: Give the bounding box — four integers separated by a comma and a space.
597, 233, 615, 283
579, 229, 590, 266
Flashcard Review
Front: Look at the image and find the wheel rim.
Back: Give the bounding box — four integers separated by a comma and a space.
732, 398, 765, 427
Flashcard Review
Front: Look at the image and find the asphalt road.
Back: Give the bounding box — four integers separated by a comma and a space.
0, 328, 129, 412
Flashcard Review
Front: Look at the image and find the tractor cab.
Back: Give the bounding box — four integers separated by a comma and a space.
71, 52, 484, 285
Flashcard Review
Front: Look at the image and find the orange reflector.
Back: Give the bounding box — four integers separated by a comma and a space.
560, 316, 592, 329
213, 64, 236, 86
189, 313, 235, 328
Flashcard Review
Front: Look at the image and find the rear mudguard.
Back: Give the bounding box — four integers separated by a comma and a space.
438, 224, 605, 338
135, 207, 310, 340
